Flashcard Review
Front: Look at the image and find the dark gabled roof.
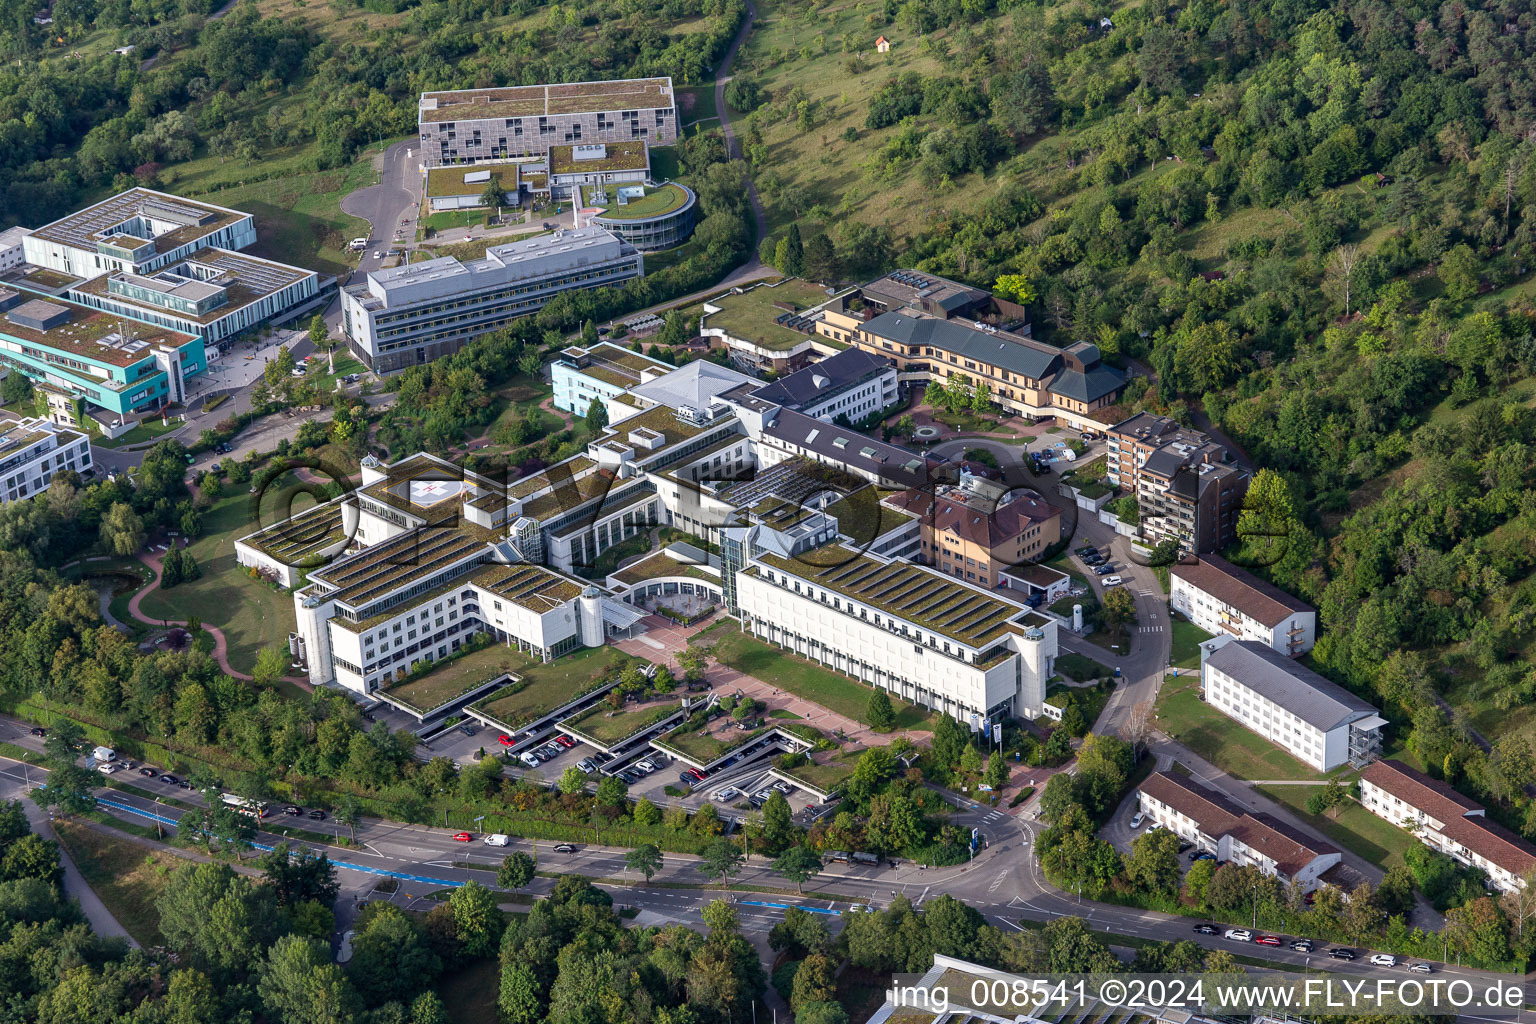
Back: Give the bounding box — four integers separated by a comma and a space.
1360, 760, 1482, 824
1205, 641, 1377, 731
861, 312, 1060, 380
1142, 447, 1189, 479
761, 407, 932, 488
1049, 365, 1125, 403
1170, 555, 1313, 627
750, 348, 893, 409
1140, 772, 1337, 877
884, 486, 1057, 549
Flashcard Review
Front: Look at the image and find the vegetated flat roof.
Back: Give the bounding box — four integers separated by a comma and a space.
561, 698, 682, 745
240, 501, 347, 564
587, 182, 693, 220
0, 295, 197, 369
519, 469, 616, 521
469, 645, 636, 728
28, 188, 247, 256
508, 455, 597, 500
309, 528, 488, 609
704, 279, 830, 351
609, 549, 718, 586
548, 141, 649, 175
381, 643, 525, 714
420, 78, 674, 123
750, 544, 1027, 649
426, 164, 520, 199
593, 401, 709, 451
470, 563, 584, 612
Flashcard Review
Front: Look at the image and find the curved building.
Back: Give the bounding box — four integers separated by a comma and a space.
588, 182, 697, 250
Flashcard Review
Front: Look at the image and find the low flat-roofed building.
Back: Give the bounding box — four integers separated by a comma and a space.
0, 415, 91, 503
1359, 759, 1534, 892
341, 226, 643, 374
546, 141, 650, 197
859, 268, 990, 320
0, 291, 204, 421
748, 347, 897, 422
66, 247, 320, 350
1138, 770, 1341, 890
551, 341, 673, 414
1170, 554, 1315, 655
425, 164, 521, 212
419, 78, 677, 167
23, 188, 256, 278
1202, 639, 1384, 771
585, 182, 697, 250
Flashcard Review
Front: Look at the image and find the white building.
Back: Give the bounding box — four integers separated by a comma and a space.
1170, 555, 1316, 655
1138, 771, 1341, 891
0, 227, 30, 273
550, 342, 672, 414
1201, 639, 1384, 771
23, 189, 258, 279
1360, 760, 1535, 893
0, 417, 92, 504
747, 347, 897, 422
341, 226, 643, 374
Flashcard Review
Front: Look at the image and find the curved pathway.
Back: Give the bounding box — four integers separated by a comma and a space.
712, 1, 769, 258
125, 548, 313, 692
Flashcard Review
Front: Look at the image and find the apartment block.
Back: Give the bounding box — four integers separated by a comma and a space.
551, 342, 673, 414
748, 347, 897, 423
418, 78, 677, 167
340, 227, 643, 374
1138, 771, 1341, 891
1106, 412, 1248, 555
1359, 760, 1535, 893
1170, 554, 1316, 655
884, 480, 1060, 589
0, 416, 91, 503
1202, 639, 1384, 771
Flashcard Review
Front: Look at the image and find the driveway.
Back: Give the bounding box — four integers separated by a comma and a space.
341, 141, 421, 262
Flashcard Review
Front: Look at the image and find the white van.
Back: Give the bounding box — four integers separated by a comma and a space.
92, 745, 116, 762
483, 834, 509, 847
349, 238, 368, 251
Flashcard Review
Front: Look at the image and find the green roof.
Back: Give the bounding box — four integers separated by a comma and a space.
703, 279, 829, 352
426, 164, 519, 199
586, 182, 692, 221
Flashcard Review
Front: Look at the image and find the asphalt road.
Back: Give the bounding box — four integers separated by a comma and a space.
341, 141, 421, 261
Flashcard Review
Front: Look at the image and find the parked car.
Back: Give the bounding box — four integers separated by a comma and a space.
284, 806, 301, 816
28, 727, 45, 736
1290, 940, 1314, 952
1075, 546, 1097, 556
1177, 841, 1192, 853
160, 773, 178, 784
1094, 564, 1116, 575
754, 788, 774, 802
717, 787, 741, 801
1192, 924, 1218, 935
1187, 849, 1207, 861
1129, 812, 1144, 828
690, 768, 708, 781
307, 809, 325, 820
453, 832, 473, 843
1224, 929, 1253, 942
635, 760, 656, 773
519, 752, 540, 768
678, 772, 696, 785
97, 763, 119, 775
1370, 954, 1397, 967
553, 843, 575, 853
1327, 948, 1356, 961
619, 771, 638, 783
1407, 963, 1432, 974
178, 780, 192, 789
138, 767, 154, 777
1255, 935, 1283, 947
774, 782, 793, 794
497, 735, 514, 747
1102, 575, 1124, 586
554, 735, 575, 749
576, 759, 596, 773
458, 723, 477, 737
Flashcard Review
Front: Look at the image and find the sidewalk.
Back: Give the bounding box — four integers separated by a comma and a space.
12, 784, 140, 947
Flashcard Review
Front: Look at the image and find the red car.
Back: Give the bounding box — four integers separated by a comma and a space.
1255, 935, 1283, 947
497, 735, 514, 746
453, 832, 473, 842
690, 768, 708, 781
554, 735, 575, 748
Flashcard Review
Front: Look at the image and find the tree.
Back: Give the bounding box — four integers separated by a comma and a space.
761, 790, 795, 852
993, 273, 1037, 304
308, 313, 328, 350
1099, 586, 1136, 629
261, 843, 339, 907
624, 843, 663, 884
557, 765, 587, 795
790, 952, 836, 1011
803, 231, 839, 282
1124, 828, 1182, 895
696, 837, 744, 887
796, 1003, 850, 1024
585, 397, 609, 434
1, 371, 33, 406
866, 689, 895, 731
158, 861, 281, 978
480, 181, 507, 209
971, 382, 992, 413
42, 762, 97, 819
42, 719, 84, 764
100, 502, 145, 556
254, 645, 289, 688
1324, 244, 1362, 316
335, 795, 362, 843
348, 904, 441, 1004
260, 934, 362, 1024
1, 833, 61, 885
450, 880, 503, 957
771, 846, 823, 893
779, 223, 805, 276
594, 775, 628, 807
769, 905, 831, 957
498, 851, 536, 890
499, 961, 542, 1024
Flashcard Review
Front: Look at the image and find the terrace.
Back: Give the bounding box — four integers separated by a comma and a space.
751, 544, 1028, 648
549, 141, 648, 175
704, 279, 831, 352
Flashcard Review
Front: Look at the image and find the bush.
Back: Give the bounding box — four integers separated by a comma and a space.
1009, 786, 1036, 808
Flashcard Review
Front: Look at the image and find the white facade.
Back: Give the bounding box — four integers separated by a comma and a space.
23, 189, 257, 278
0, 418, 91, 504
550, 343, 671, 414
1203, 658, 1341, 771
795, 367, 897, 421
1169, 557, 1316, 656
0, 227, 29, 272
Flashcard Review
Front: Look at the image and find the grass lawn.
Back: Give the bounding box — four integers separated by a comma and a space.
1256, 786, 1410, 870
1169, 617, 1217, 669
53, 820, 180, 948
95, 418, 185, 449
778, 750, 858, 794
382, 643, 526, 715
697, 621, 931, 731
422, 208, 494, 233
134, 486, 304, 677
658, 719, 768, 763
1153, 676, 1332, 782
703, 279, 830, 350
562, 699, 682, 745
1055, 652, 1111, 682
676, 84, 719, 125
470, 646, 636, 730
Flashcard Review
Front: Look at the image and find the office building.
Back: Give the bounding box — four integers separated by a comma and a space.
885, 479, 1060, 588
23, 189, 257, 279
0, 227, 30, 273
0, 416, 92, 503
340, 226, 643, 373
551, 342, 673, 414
1201, 639, 1384, 771
0, 290, 203, 422
1169, 555, 1315, 655
858, 269, 990, 320
586, 182, 697, 250
425, 165, 521, 213
418, 78, 678, 167
748, 347, 897, 422
544, 141, 650, 197
1106, 413, 1248, 555
1138, 771, 1341, 891
1359, 760, 1535, 893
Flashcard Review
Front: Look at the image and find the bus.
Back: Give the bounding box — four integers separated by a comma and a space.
220, 793, 269, 820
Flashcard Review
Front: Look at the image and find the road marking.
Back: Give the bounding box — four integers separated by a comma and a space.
915, 885, 930, 907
